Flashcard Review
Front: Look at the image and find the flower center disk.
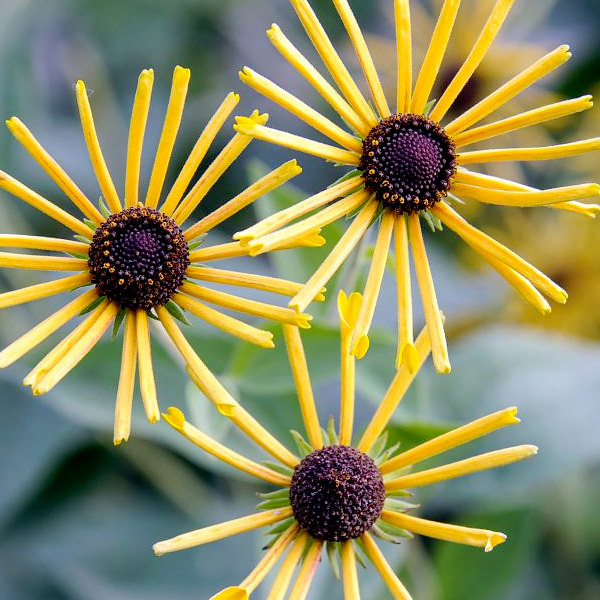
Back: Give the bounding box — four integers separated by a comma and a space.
88, 207, 190, 310
289, 445, 385, 542
359, 113, 457, 213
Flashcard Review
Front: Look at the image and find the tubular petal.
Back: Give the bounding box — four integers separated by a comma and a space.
351, 210, 394, 359
6, 117, 104, 224
385, 445, 538, 490
125, 69, 154, 208
341, 541, 361, 600
179, 282, 312, 328
445, 45, 572, 135
332, 0, 390, 117
361, 533, 413, 600
75, 79, 122, 213
266, 24, 367, 135
234, 176, 363, 243
162, 407, 290, 486
411, 0, 461, 115
153, 508, 294, 556
135, 309, 160, 424
0, 272, 91, 311
283, 324, 323, 449
113, 312, 137, 446
161, 92, 239, 215
381, 510, 507, 551
185, 266, 321, 300
173, 293, 275, 348
407, 214, 450, 373
380, 406, 521, 474
394, 0, 412, 113
0, 170, 92, 238
430, 0, 517, 122
145, 66, 191, 209
393, 214, 415, 371
234, 119, 359, 166
289, 0, 378, 127
185, 160, 302, 240
432, 202, 567, 303
288, 539, 323, 600
172, 113, 268, 224
156, 306, 299, 468
265, 531, 309, 600
240, 524, 299, 593
240, 67, 363, 152
0, 253, 88, 271
0, 288, 98, 368
358, 324, 432, 453
32, 301, 118, 395
289, 200, 379, 313
247, 189, 370, 257
453, 96, 594, 148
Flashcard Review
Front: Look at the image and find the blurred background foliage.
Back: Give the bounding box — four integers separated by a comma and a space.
0, 0, 599, 599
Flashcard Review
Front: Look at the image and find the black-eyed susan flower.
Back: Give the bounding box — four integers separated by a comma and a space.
153, 291, 537, 600
233, 0, 600, 374
0, 66, 321, 445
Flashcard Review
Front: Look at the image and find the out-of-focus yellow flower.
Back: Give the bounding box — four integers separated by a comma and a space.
154, 291, 536, 600
0, 66, 319, 445
234, 0, 600, 375
496, 212, 600, 338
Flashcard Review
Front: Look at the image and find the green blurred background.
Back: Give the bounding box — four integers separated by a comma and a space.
0, 0, 599, 598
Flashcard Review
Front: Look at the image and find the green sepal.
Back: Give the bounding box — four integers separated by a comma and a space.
384, 497, 420, 512
423, 98, 437, 117
368, 432, 389, 461
83, 218, 98, 232
261, 461, 294, 477
98, 196, 111, 219
327, 168, 362, 189
112, 308, 127, 339
375, 518, 414, 540
354, 543, 368, 569
66, 252, 89, 260
187, 232, 207, 247
73, 234, 92, 244
421, 210, 443, 233
376, 441, 402, 465
265, 516, 296, 538
326, 541, 341, 580
79, 295, 105, 316
370, 522, 404, 545
290, 430, 313, 458
256, 488, 290, 501
447, 192, 466, 205
165, 300, 190, 326
326, 416, 339, 446
147, 309, 160, 321
256, 497, 291, 510
385, 488, 413, 498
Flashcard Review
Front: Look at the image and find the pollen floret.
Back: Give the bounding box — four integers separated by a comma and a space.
88, 206, 189, 310
359, 113, 457, 213
289, 444, 385, 542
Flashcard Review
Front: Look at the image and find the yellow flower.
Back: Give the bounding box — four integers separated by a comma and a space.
0, 66, 321, 445
233, 0, 600, 374
153, 291, 537, 600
